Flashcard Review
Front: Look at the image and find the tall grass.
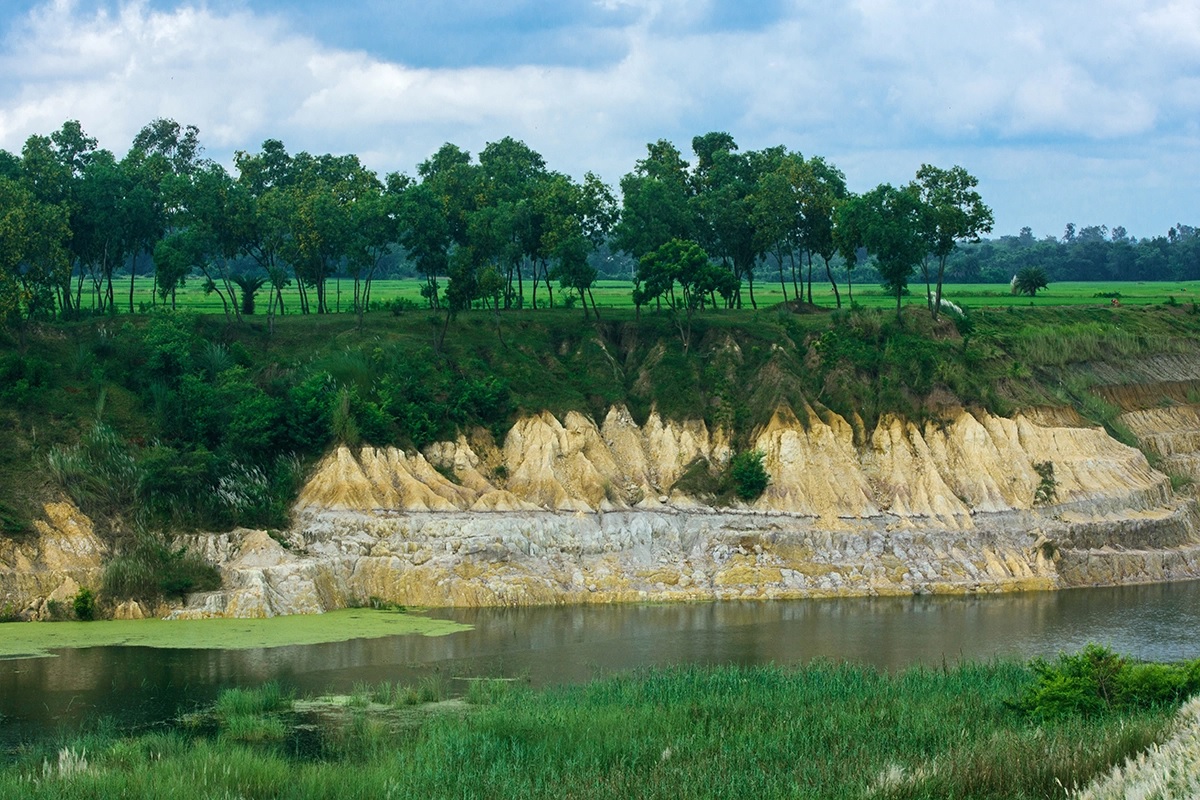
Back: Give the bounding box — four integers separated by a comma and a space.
0, 661, 1183, 799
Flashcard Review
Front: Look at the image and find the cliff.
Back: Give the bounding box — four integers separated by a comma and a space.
167, 402, 1200, 617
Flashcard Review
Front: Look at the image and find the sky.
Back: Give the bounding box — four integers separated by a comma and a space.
0, 0, 1197, 239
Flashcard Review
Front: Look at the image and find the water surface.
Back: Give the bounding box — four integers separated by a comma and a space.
3, 581, 1198, 748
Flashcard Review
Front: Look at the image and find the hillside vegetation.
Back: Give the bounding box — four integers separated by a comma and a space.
3, 302, 1199, 544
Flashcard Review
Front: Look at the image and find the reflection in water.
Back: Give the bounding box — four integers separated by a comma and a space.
2, 580, 1199, 747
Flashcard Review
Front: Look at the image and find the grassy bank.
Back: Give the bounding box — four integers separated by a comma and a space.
3, 654, 1194, 799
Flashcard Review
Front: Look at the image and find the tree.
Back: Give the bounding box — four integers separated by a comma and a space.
347, 174, 401, 324
729, 450, 769, 500
398, 181, 450, 308
478, 136, 547, 308
73, 149, 127, 313
233, 140, 298, 326
749, 153, 802, 303
797, 156, 848, 307
833, 193, 867, 306
20, 122, 100, 317
1013, 266, 1049, 297
635, 238, 732, 351
914, 164, 993, 319
689, 133, 757, 308
151, 231, 197, 308
123, 118, 206, 312
857, 184, 925, 321
231, 273, 267, 315
614, 140, 693, 262
0, 171, 72, 329
540, 171, 617, 319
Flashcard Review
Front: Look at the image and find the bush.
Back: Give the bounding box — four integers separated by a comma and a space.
72, 587, 96, 621
1033, 460, 1057, 505
1016, 644, 1200, 719
729, 450, 769, 501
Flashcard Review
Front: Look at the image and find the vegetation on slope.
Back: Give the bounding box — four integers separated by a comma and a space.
0, 292, 1196, 609
3, 302, 1198, 540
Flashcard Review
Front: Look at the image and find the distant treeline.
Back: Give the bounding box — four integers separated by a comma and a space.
1, 118, 1195, 329
942, 223, 1200, 284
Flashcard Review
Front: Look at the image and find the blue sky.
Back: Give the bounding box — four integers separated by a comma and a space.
1, 0, 1197, 239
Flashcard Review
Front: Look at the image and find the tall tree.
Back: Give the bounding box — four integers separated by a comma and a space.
857, 184, 925, 322
689, 133, 758, 308
914, 164, 993, 319
122, 119, 205, 312
233, 140, 297, 324
796, 156, 848, 308
833, 193, 867, 306
614, 140, 693, 262
750, 151, 803, 303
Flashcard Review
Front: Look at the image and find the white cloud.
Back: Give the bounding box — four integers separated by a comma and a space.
0, 0, 1196, 235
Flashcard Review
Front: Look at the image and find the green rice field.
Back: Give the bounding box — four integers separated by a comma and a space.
100, 276, 1200, 316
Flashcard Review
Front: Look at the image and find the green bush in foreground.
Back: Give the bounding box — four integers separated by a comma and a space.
1016, 644, 1200, 720
1, 657, 1188, 799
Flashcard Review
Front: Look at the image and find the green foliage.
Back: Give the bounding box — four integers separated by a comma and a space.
0, 499, 29, 536
103, 530, 221, 602
1033, 460, 1057, 505
728, 449, 769, 500
71, 587, 96, 621
669, 458, 720, 499
46, 421, 139, 514
0, 659, 1182, 800
1016, 644, 1200, 720
1013, 266, 1049, 297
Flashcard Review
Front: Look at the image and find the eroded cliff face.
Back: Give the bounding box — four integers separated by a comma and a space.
0, 502, 106, 619
173, 404, 1200, 617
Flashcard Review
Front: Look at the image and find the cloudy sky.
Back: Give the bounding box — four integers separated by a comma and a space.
1, 0, 1197, 238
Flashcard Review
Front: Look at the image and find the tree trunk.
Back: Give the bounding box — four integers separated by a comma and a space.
777, 248, 788, 303
128, 252, 137, 314
934, 255, 949, 320
823, 256, 841, 309
921, 258, 934, 317
806, 252, 814, 305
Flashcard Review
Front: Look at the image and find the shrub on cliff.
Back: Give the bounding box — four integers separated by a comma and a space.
729, 450, 769, 501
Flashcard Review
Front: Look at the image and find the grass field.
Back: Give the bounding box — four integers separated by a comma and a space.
102, 276, 1200, 316
0, 659, 1185, 799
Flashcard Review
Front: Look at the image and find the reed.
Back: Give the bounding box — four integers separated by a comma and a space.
0, 660, 1186, 799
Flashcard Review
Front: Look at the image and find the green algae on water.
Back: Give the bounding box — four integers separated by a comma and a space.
0, 609, 469, 658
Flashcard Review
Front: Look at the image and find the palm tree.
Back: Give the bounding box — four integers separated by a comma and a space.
231, 273, 267, 315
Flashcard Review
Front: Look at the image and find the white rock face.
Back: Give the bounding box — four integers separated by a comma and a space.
297, 404, 1169, 522
180, 404, 1200, 615
9, 403, 1200, 618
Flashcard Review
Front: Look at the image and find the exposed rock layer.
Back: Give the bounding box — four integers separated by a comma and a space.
0, 502, 106, 620
175, 404, 1200, 617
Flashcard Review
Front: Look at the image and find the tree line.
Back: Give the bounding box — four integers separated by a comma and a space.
12, 117, 1191, 332
941, 223, 1200, 286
